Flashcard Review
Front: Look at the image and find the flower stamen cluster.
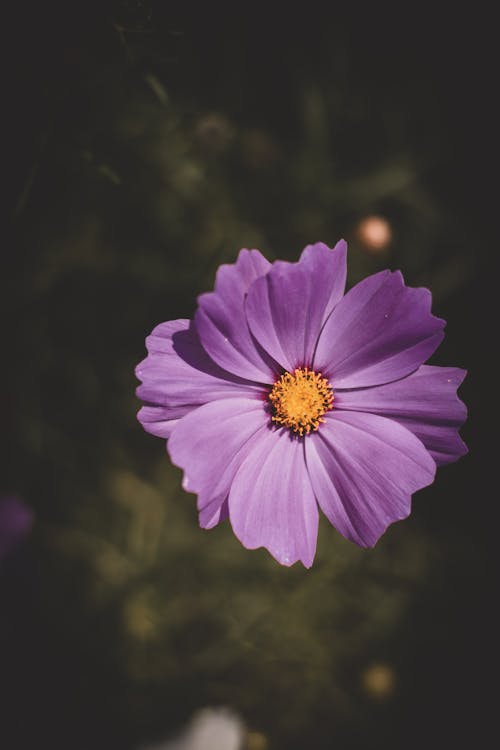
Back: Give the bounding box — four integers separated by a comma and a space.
269, 367, 334, 436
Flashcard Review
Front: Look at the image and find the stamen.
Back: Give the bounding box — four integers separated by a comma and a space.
269, 367, 334, 436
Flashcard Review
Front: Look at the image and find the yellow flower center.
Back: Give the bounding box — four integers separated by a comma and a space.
269, 367, 334, 436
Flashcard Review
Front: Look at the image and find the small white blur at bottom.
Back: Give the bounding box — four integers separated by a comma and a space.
141, 707, 245, 750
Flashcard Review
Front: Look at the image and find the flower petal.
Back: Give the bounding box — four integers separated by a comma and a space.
396, 420, 467, 467
143, 318, 191, 355
335, 365, 468, 465
229, 429, 319, 567
168, 398, 268, 529
298, 239, 348, 320
199, 498, 229, 530
314, 270, 445, 387
195, 249, 277, 382
305, 411, 436, 547
136, 319, 262, 421
137, 406, 182, 439
245, 241, 348, 371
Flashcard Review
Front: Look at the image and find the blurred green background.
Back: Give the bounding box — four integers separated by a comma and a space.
2, 4, 495, 749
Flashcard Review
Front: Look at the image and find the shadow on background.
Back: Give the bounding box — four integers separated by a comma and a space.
2, 4, 495, 749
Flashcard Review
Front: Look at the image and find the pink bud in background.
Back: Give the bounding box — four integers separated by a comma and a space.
356, 215, 392, 252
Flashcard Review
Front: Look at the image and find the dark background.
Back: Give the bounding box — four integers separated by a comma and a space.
2, 4, 496, 749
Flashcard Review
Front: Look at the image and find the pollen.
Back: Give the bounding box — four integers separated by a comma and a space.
269, 367, 334, 436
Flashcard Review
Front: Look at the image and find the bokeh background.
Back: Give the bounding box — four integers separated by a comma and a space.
2, 4, 496, 749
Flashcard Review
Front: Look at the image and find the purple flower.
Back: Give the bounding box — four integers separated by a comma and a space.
136, 242, 467, 567
0, 496, 34, 560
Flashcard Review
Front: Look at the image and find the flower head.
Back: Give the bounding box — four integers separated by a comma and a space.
136, 242, 467, 567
